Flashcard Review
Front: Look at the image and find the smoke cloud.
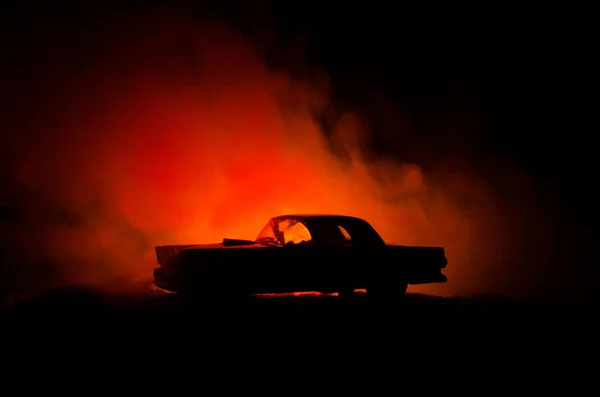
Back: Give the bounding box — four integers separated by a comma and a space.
0, 8, 578, 300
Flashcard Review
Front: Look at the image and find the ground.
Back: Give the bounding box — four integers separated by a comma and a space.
2, 284, 597, 387
3, 283, 596, 343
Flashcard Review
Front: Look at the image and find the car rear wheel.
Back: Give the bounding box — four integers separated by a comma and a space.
366, 282, 408, 300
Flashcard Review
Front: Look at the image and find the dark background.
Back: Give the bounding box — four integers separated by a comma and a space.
1, 1, 597, 302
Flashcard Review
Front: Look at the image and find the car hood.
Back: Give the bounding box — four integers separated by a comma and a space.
178, 242, 273, 250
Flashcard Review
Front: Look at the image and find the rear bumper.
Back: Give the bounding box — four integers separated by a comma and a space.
153, 267, 181, 292
152, 278, 176, 292
153, 267, 166, 280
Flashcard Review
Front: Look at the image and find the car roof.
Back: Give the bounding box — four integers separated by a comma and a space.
270, 214, 366, 222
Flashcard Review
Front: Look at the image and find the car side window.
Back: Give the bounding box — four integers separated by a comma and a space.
337, 225, 352, 241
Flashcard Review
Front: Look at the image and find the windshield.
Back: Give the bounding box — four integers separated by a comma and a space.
256, 216, 384, 247
256, 218, 312, 246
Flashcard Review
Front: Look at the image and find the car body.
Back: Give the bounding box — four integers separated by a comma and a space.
153, 214, 448, 297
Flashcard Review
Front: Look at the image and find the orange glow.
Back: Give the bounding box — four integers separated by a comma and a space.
255, 289, 365, 297
7, 13, 551, 299
256, 292, 338, 297
150, 283, 367, 297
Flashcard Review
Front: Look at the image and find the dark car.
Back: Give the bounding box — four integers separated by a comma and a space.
153, 214, 448, 298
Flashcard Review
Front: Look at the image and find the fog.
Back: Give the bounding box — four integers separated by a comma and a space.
0, 8, 577, 300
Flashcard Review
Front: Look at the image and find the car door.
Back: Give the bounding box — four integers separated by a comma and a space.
278, 220, 332, 291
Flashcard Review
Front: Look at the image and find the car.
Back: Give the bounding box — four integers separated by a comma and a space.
153, 214, 448, 298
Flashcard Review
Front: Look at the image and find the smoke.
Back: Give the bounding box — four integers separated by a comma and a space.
0, 8, 572, 299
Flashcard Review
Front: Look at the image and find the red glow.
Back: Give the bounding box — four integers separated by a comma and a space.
9, 14, 544, 298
